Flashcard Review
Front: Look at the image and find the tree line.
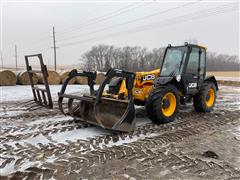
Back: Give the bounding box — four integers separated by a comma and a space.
79, 44, 239, 72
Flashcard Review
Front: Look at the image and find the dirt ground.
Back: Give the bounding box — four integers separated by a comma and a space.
0, 83, 240, 179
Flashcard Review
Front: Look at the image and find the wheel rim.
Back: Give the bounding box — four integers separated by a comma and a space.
205, 88, 215, 107
161, 92, 176, 117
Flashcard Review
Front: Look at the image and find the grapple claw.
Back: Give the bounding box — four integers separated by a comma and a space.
58, 68, 136, 132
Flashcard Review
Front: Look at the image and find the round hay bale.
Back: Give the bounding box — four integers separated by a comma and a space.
0, 70, 17, 86
60, 71, 76, 84
75, 76, 88, 85
95, 72, 105, 85
38, 70, 61, 85
17, 71, 38, 85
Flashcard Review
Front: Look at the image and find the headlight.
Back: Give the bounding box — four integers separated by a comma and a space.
176, 74, 181, 82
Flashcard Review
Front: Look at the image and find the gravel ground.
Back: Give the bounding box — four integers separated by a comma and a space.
0, 83, 239, 179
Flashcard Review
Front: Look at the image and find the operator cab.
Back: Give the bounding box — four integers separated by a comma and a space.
159, 43, 206, 95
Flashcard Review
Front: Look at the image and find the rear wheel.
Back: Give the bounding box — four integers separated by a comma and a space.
146, 84, 179, 124
193, 81, 217, 112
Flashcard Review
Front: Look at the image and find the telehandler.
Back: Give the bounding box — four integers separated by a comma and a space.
58, 43, 218, 132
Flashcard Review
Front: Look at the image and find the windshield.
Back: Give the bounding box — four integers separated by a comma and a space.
160, 47, 187, 76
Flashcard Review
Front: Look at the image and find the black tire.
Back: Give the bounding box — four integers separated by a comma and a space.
146, 84, 179, 124
193, 81, 217, 112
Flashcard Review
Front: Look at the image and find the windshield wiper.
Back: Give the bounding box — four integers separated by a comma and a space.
169, 69, 177, 77
169, 63, 180, 76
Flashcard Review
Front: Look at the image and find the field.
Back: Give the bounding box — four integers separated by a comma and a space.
0, 82, 240, 179
206, 71, 240, 77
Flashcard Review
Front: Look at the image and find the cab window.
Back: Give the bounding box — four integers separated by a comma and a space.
186, 47, 199, 74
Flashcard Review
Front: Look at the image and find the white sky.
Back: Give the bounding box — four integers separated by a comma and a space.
0, 0, 239, 69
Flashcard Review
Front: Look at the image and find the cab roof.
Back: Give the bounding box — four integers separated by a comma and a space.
167, 43, 207, 50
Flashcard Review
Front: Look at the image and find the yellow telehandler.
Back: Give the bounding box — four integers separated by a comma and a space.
58, 43, 218, 132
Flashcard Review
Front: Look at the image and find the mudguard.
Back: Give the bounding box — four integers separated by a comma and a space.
205, 76, 218, 90
154, 77, 179, 87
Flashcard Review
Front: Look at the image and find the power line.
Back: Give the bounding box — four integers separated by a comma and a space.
19, 1, 149, 52
58, 1, 143, 35
58, 0, 153, 36
18, 27, 57, 65
58, 0, 200, 42
59, 3, 237, 48
23, 2, 114, 46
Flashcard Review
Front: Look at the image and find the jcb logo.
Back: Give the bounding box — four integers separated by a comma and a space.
143, 74, 155, 81
188, 83, 197, 88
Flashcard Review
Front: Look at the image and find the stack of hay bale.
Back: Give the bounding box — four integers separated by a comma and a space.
0, 69, 106, 86
75, 72, 105, 85
60, 71, 76, 84
75, 76, 88, 85
38, 70, 61, 85
95, 72, 105, 85
17, 71, 38, 85
0, 70, 17, 86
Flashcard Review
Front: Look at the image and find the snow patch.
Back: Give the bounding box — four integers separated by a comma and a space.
102, 133, 159, 148
0, 110, 26, 117
0, 85, 90, 103
0, 159, 16, 176
136, 118, 150, 127
50, 126, 111, 143
22, 134, 51, 147
28, 115, 73, 125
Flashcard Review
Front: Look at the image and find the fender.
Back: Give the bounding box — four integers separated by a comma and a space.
154, 77, 180, 88
205, 76, 218, 90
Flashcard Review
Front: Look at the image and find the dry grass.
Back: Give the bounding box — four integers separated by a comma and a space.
206, 71, 240, 77
218, 80, 240, 86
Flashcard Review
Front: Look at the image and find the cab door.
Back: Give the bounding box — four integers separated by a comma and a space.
183, 47, 201, 94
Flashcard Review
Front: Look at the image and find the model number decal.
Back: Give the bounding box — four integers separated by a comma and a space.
143, 74, 155, 81
188, 83, 197, 88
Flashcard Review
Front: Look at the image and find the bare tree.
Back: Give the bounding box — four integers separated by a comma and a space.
80, 44, 239, 72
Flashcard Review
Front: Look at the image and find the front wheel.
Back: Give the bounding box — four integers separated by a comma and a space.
146, 84, 179, 124
193, 81, 217, 112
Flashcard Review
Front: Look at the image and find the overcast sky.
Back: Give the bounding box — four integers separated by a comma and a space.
0, 0, 239, 68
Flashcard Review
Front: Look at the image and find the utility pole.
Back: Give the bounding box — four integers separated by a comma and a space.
52, 26, 57, 71
14, 45, 18, 72
0, 50, 3, 69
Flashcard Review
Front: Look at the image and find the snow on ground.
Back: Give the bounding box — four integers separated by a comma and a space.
0, 83, 240, 176
0, 78, 239, 103
218, 85, 240, 92
0, 85, 90, 103
22, 134, 51, 147
1, 83, 239, 103
0, 115, 150, 147
101, 132, 159, 148
50, 126, 111, 143
28, 115, 72, 125
0, 84, 239, 148
0, 110, 27, 117
0, 159, 17, 176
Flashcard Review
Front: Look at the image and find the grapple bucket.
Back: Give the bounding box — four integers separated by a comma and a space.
58, 69, 136, 132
